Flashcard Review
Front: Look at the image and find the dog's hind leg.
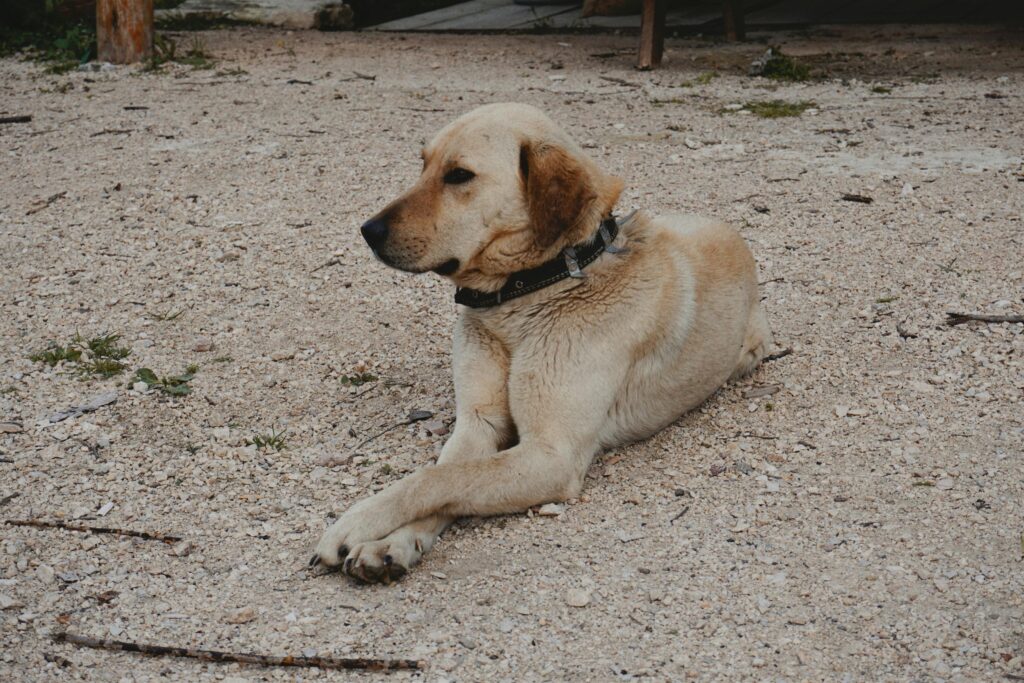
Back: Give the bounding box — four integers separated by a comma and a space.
730, 302, 773, 381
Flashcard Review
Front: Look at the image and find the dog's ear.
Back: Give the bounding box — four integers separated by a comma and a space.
520, 142, 620, 249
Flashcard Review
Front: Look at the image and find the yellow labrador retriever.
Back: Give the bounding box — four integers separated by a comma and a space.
312, 103, 772, 582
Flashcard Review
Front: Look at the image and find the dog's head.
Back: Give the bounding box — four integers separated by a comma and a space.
359, 103, 623, 291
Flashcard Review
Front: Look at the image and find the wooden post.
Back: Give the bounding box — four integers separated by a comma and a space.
636, 0, 665, 70
97, 0, 153, 64
723, 0, 745, 41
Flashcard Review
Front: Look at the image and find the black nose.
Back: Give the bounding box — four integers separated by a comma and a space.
360, 219, 388, 249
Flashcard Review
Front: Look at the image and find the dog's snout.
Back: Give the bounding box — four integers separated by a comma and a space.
360, 219, 389, 250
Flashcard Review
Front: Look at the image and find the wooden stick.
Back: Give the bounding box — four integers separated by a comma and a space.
0, 115, 32, 124
53, 632, 423, 672
26, 191, 66, 216
5, 519, 181, 544
946, 312, 1024, 326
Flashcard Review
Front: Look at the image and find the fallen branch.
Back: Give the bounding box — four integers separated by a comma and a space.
763, 348, 793, 363
0, 492, 19, 507
5, 519, 181, 544
53, 632, 422, 672
946, 312, 1024, 327
0, 114, 32, 124
90, 129, 134, 137
26, 191, 67, 216
599, 75, 642, 88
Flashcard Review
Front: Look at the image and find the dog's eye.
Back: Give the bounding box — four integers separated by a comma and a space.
443, 168, 475, 185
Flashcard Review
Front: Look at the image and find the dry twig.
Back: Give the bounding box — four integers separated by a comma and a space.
26, 191, 67, 216
53, 632, 422, 672
5, 519, 181, 544
0, 115, 32, 124
763, 348, 793, 363
946, 312, 1024, 326
840, 193, 873, 204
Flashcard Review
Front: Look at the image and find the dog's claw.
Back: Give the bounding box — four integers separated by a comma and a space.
309, 553, 321, 568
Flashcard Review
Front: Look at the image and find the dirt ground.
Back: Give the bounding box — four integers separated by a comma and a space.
1, 23, 1022, 683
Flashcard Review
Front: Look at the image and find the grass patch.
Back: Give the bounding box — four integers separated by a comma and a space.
340, 372, 377, 387
212, 355, 234, 363
131, 364, 198, 396
871, 85, 892, 94
875, 296, 899, 304
29, 332, 131, 377
248, 428, 288, 451
727, 100, 816, 118
676, 71, 718, 88
145, 34, 215, 71
1, 22, 95, 72
757, 47, 810, 82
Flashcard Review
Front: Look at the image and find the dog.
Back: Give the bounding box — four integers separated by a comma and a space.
312, 103, 773, 582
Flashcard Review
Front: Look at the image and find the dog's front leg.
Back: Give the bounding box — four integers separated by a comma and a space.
314, 341, 626, 573
314, 316, 512, 577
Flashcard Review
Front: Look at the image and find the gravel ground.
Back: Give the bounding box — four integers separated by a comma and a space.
1, 24, 1022, 683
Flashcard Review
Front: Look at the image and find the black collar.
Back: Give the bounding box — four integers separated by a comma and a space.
454, 213, 630, 309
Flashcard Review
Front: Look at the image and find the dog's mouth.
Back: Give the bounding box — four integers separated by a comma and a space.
431, 258, 460, 276
371, 250, 459, 277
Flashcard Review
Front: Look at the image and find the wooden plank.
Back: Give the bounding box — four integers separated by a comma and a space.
636, 0, 665, 70
545, 6, 721, 29
371, 0, 508, 30
431, 3, 576, 30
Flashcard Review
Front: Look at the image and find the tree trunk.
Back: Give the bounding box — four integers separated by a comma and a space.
96, 0, 153, 64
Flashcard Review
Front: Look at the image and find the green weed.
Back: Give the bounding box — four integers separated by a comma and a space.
759, 48, 810, 82
340, 372, 377, 387
29, 332, 131, 377
726, 100, 816, 118
131, 366, 196, 396
248, 428, 288, 451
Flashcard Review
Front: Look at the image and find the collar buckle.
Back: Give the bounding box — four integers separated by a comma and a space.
599, 219, 626, 254
563, 247, 586, 279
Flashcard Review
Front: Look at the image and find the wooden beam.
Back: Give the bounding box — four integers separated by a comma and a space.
97, 0, 153, 64
723, 0, 745, 41
636, 0, 665, 70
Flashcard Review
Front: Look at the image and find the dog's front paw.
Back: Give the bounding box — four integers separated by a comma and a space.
311, 497, 396, 568
343, 536, 423, 584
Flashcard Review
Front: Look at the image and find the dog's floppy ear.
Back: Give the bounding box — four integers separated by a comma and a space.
520, 141, 618, 249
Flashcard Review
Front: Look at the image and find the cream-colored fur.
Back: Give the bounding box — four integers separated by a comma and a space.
312, 103, 773, 582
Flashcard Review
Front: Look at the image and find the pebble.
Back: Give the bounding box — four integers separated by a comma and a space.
424, 420, 448, 436
537, 503, 564, 516
271, 349, 296, 361
36, 565, 55, 583
226, 607, 256, 624
936, 478, 954, 490
0, 594, 22, 610
192, 337, 214, 352
565, 589, 591, 607
498, 618, 515, 633
0, 422, 23, 433
171, 540, 193, 557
